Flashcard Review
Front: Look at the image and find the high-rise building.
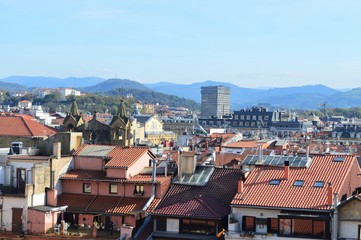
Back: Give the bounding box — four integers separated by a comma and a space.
201, 86, 230, 118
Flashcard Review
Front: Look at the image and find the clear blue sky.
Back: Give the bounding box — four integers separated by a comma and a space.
1, 0, 361, 89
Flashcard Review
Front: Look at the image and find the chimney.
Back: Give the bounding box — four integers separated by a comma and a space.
53, 142, 61, 159
306, 145, 310, 159
178, 147, 183, 181
237, 177, 244, 193
284, 160, 290, 179
327, 182, 333, 205
258, 145, 263, 161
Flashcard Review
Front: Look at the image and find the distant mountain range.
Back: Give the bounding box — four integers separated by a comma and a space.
1, 76, 360, 110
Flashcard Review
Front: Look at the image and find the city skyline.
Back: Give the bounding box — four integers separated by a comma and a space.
1, 1, 361, 89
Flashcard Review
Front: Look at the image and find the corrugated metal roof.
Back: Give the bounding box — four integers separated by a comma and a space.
77, 145, 115, 157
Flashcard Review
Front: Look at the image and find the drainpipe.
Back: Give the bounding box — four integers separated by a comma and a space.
142, 159, 157, 211
332, 193, 339, 240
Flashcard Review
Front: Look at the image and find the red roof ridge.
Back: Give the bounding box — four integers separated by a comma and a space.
19, 115, 34, 135
195, 197, 222, 218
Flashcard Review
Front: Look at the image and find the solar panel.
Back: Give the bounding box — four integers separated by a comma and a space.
242, 155, 310, 168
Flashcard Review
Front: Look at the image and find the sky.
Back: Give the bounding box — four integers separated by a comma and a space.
1, 0, 361, 89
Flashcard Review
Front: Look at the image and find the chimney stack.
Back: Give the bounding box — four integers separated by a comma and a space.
284, 160, 290, 179
53, 142, 61, 159
237, 177, 244, 193
327, 182, 333, 205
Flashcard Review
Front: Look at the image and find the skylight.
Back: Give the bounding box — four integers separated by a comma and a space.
293, 180, 304, 187
333, 157, 345, 162
269, 179, 281, 185
313, 181, 324, 188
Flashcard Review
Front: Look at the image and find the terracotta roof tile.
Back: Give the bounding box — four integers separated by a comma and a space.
58, 193, 150, 215
155, 196, 229, 218
106, 146, 154, 168
0, 114, 57, 137
57, 193, 95, 212
232, 154, 361, 210
60, 170, 171, 185
73, 144, 156, 168
154, 168, 243, 219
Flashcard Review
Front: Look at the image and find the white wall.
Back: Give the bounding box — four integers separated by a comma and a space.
1, 196, 25, 232
166, 218, 179, 233
339, 221, 360, 239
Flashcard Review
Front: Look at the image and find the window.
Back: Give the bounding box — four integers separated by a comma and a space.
333, 157, 345, 162
109, 184, 118, 194
245, 122, 249, 126
83, 183, 91, 193
279, 217, 329, 239
246, 115, 251, 120
252, 116, 257, 120
264, 116, 269, 121
239, 122, 244, 126
233, 121, 237, 126
181, 219, 215, 235
293, 180, 304, 187
313, 181, 324, 188
242, 216, 256, 232
258, 116, 263, 120
240, 115, 245, 120
269, 179, 281, 185
234, 115, 239, 120
251, 122, 255, 127
267, 218, 278, 233
134, 185, 144, 195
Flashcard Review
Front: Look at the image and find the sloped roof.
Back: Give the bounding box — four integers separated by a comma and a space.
154, 196, 229, 218
106, 146, 155, 168
60, 170, 171, 185
232, 154, 361, 211
57, 193, 149, 215
73, 144, 156, 169
153, 168, 243, 219
0, 114, 57, 137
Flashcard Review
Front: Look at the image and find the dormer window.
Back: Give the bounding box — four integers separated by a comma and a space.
269, 179, 281, 185
293, 180, 304, 187
313, 181, 324, 188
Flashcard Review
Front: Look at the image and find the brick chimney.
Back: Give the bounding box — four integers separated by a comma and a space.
327, 182, 333, 205
237, 177, 244, 193
284, 160, 290, 179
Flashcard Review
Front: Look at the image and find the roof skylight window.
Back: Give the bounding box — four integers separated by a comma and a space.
293, 180, 304, 187
269, 179, 281, 185
333, 157, 345, 162
313, 181, 324, 188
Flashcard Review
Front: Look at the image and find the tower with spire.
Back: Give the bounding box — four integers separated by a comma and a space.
63, 99, 84, 132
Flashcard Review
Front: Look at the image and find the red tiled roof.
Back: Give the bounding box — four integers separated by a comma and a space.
155, 196, 229, 219
0, 114, 57, 137
60, 170, 110, 181
106, 146, 154, 168
154, 168, 243, 219
73, 144, 156, 168
57, 193, 95, 212
58, 193, 149, 215
60, 170, 171, 185
210, 133, 237, 142
232, 154, 361, 210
